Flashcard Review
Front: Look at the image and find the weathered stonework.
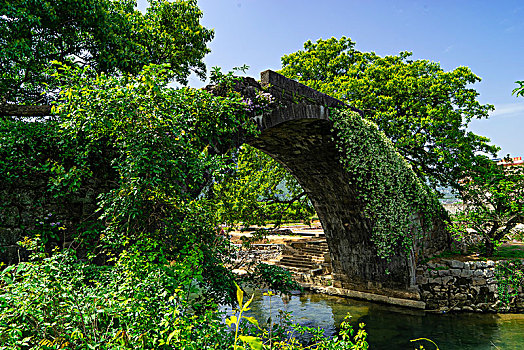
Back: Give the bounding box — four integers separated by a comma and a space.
0, 172, 112, 264
233, 243, 283, 269
417, 259, 524, 313
245, 70, 450, 296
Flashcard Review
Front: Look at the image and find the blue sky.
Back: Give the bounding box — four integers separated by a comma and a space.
137, 0, 524, 157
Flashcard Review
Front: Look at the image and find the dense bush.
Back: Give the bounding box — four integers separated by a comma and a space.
1, 243, 372, 349
0, 242, 232, 349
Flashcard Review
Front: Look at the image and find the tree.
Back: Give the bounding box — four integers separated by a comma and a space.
449, 161, 524, 256
279, 37, 498, 192
451, 80, 524, 256
0, 0, 213, 114
0, 62, 259, 300
213, 144, 315, 230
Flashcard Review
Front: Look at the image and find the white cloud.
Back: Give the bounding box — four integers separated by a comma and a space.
489, 103, 524, 117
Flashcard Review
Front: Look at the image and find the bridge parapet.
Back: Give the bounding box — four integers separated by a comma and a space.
260, 70, 346, 108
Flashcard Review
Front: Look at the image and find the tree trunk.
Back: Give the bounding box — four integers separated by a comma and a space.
484, 239, 495, 257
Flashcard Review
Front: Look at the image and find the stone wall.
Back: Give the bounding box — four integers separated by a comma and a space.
0, 175, 110, 264
417, 259, 524, 312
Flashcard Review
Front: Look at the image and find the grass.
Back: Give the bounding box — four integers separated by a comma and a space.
493, 244, 524, 259
428, 242, 524, 262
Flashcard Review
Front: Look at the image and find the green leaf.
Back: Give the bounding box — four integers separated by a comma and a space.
236, 283, 243, 308
238, 335, 263, 350
243, 316, 258, 327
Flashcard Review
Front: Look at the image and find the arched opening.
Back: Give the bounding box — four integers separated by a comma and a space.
247, 118, 412, 293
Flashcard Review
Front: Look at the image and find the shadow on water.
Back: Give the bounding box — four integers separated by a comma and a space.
228, 291, 524, 349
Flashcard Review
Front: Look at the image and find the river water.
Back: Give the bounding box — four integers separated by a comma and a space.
235, 291, 524, 349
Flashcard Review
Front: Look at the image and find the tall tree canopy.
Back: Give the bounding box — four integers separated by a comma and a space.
279, 37, 498, 191
0, 0, 213, 109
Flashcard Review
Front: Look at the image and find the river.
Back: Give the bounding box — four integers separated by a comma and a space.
229, 290, 524, 349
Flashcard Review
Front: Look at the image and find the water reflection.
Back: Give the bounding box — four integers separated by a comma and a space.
231, 291, 524, 349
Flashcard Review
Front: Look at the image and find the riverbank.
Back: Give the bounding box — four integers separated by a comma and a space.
232, 224, 524, 313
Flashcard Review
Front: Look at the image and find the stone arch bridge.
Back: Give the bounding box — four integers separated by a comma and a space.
219, 70, 450, 299
0, 69, 450, 301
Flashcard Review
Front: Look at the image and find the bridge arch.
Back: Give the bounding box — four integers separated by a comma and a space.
241, 70, 449, 296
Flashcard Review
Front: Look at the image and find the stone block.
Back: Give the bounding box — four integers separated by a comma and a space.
460, 269, 474, 278
442, 276, 454, 285
450, 268, 462, 275
422, 291, 433, 299
416, 276, 428, 285
449, 260, 465, 269
488, 284, 498, 293
472, 278, 487, 286
474, 269, 485, 277
452, 293, 468, 301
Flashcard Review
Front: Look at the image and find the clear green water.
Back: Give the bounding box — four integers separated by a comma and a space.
239, 291, 524, 349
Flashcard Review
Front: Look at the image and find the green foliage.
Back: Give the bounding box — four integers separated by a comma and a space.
1, 0, 213, 104
249, 263, 302, 296
0, 116, 67, 186
214, 145, 315, 229
449, 163, 524, 256
513, 81, 524, 97
0, 243, 232, 349
54, 63, 252, 231
48, 63, 259, 302
279, 37, 498, 192
0, 245, 370, 349
493, 245, 524, 259
226, 284, 262, 350
494, 260, 524, 307
0, 61, 263, 301
32, 213, 66, 247
330, 108, 440, 259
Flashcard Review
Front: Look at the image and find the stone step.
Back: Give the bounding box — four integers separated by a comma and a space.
304, 247, 329, 253
277, 263, 318, 270
301, 248, 329, 255
265, 239, 333, 280
276, 261, 319, 270
277, 257, 318, 266
274, 264, 315, 274
305, 240, 328, 245
279, 256, 318, 265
